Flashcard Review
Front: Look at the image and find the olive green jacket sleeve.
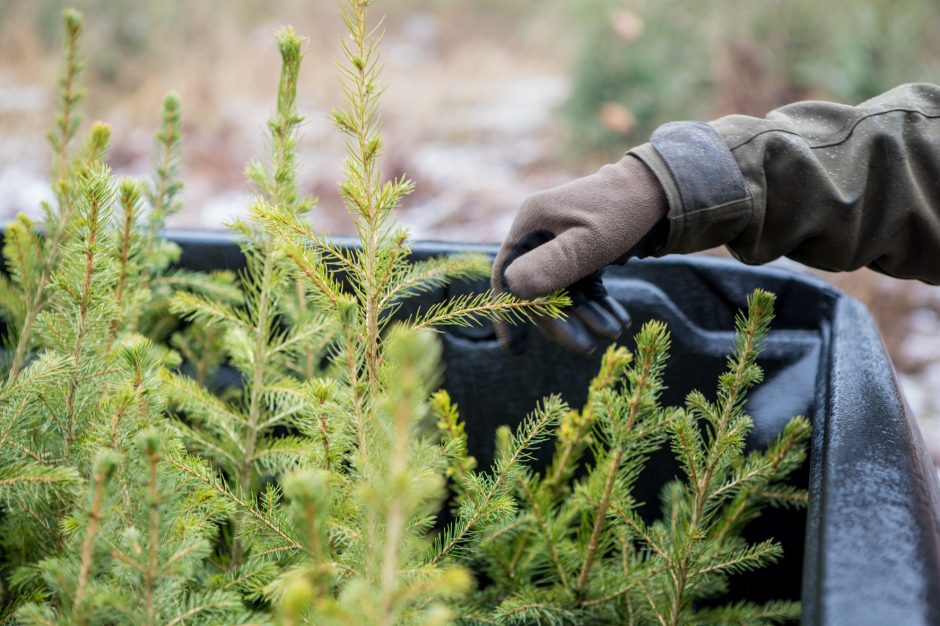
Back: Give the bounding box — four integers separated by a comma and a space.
628, 83, 940, 284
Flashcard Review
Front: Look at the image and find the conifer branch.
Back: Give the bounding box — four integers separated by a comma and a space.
141, 92, 184, 295
0, 464, 80, 493
163, 594, 243, 626
147, 93, 183, 237
712, 416, 810, 542
518, 478, 571, 593
153, 269, 242, 302
273, 234, 345, 310
341, 319, 369, 462
377, 254, 492, 313
695, 294, 772, 519
144, 437, 160, 626
269, 314, 334, 358
432, 390, 476, 491
170, 290, 247, 327
73, 453, 116, 617
333, 0, 410, 391
162, 371, 247, 452
428, 396, 565, 566
692, 599, 801, 624
579, 563, 666, 608
50, 9, 84, 184
252, 203, 358, 276
2, 216, 41, 309
253, 27, 322, 384
406, 290, 571, 331
10, 118, 108, 380
690, 539, 782, 577
162, 454, 307, 556
494, 592, 575, 625
541, 346, 632, 498
243, 249, 277, 484
107, 179, 143, 349
9, 299, 41, 382
8, 12, 97, 380
212, 32, 319, 561
246, 27, 314, 215
577, 322, 668, 594
663, 290, 777, 626
64, 162, 115, 457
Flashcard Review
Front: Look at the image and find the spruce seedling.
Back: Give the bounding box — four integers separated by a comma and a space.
163, 0, 569, 607
457, 291, 810, 625
5, 9, 86, 378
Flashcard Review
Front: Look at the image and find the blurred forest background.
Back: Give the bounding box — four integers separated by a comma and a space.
3, 0, 940, 460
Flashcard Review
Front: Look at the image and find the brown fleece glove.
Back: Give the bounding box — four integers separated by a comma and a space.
493, 154, 668, 354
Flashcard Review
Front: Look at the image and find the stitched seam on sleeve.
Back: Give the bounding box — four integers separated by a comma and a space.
728, 107, 940, 152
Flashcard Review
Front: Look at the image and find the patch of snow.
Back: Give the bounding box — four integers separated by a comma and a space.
0, 85, 46, 114
461, 75, 569, 137
0, 167, 53, 220
409, 142, 515, 188
188, 187, 253, 228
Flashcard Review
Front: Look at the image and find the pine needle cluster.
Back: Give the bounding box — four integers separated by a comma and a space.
0, 4, 809, 626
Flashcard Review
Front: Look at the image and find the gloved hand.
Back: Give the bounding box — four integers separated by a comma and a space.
492, 154, 669, 355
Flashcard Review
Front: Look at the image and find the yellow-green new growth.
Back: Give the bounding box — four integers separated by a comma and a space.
247, 27, 315, 216
148, 92, 183, 239
49, 8, 85, 184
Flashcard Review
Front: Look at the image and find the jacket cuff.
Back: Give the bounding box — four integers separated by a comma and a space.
628, 121, 752, 255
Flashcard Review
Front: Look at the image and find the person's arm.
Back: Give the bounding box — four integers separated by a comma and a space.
494, 83, 940, 353
629, 83, 940, 283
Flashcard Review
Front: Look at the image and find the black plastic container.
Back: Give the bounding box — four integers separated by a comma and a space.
29, 228, 940, 624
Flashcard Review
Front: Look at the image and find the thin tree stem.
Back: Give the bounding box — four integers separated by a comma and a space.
73, 462, 109, 618
235, 241, 276, 566
145, 449, 160, 626
106, 190, 135, 350
577, 350, 653, 594
64, 188, 104, 459
11, 15, 84, 380
520, 478, 571, 592
666, 311, 760, 626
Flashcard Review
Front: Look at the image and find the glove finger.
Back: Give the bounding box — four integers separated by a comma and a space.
596, 295, 631, 331
493, 230, 555, 292
536, 314, 599, 355
571, 299, 623, 342
504, 229, 597, 300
